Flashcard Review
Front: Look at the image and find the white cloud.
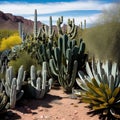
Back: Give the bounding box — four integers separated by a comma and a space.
0, 1, 114, 15
0, 1, 114, 27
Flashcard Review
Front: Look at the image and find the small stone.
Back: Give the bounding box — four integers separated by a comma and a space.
56, 116, 59, 119
74, 110, 78, 115
40, 115, 44, 119
70, 103, 74, 105
74, 104, 78, 107
38, 108, 43, 112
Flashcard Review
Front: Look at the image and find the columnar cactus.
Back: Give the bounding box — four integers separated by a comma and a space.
84, 19, 86, 29
28, 62, 53, 99
18, 22, 23, 38
57, 16, 63, 36
0, 49, 11, 74
67, 18, 77, 39
49, 16, 55, 43
34, 9, 38, 39
2, 65, 25, 108
38, 16, 55, 43
49, 34, 79, 92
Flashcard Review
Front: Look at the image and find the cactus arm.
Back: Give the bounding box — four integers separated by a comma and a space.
9, 78, 17, 108
30, 65, 36, 86
49, 59, 59, 76
10, 85, 16, 108
69, 60, 78, 87
57, 16, 63, 36
16, 65, 24, 90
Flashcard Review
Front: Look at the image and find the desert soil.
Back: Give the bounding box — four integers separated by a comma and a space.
1, 87, 99, 120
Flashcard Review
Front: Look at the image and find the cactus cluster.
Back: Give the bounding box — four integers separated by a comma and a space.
27, 62, 53, 99
2, 65, 25, 108
49, 34, 87, 92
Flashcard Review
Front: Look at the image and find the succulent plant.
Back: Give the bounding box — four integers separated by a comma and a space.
76, 59, 120, 119
33, 9, 38, 39
2, 65, 25, 108
67, 18, 77, 40
27, 61, 53, 99
49, 34, 79, 92
0, 49, 11, 74
57, 16, 63, 36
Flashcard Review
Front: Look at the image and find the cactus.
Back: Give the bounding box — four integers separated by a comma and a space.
49, 34, 79, 92
67, 18, 77, 39
76, 59, 120, 119
28, 62, 53, 99
49, 16, 55, 44
0, 49, 11, 74
84, 19, 86, 29
2, 65, 25, 108
34, 9, 38, 39
57, 16, 63, 36
38, 16, 55, 44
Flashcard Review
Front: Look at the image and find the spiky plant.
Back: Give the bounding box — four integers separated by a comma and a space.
76, 59, 120, 119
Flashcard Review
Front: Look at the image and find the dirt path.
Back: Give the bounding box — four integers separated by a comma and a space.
1, 87, 99, 120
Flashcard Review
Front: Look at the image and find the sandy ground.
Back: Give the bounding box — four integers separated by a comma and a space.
1, 87, 99, 120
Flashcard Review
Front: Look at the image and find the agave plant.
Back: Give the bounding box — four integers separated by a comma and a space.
76, 59, 120, 119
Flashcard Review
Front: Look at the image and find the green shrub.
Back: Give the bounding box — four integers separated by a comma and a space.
8, 51, 41, 77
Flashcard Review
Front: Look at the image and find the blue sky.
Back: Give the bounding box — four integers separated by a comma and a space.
0, 0, 117, 27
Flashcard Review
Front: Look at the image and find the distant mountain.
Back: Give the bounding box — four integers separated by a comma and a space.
0, 11, 68, 35
0, 11, 42, 33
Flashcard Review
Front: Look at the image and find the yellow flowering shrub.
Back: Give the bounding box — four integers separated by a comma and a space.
0, 34, 22, 51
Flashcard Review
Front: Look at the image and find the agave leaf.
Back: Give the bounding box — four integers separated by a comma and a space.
96, 60, 102, 78
108, 97, 115, 105
102, 74, 108, 85
97, 97, 106, 103
76, 78, 88, 91
105, 84, 112, 99
112, 87, 120, 98
78, 71, 86, 83
87, 82, 106, 98
86, 62, 93, 79
86, 92, 98, 100
115, 72, 120, 88
91, 100, 100, 105
111, 62, 117, 80
102, 60, 111, 78
94, 74, 102, 85
91, 59, 97, 77
93, 104, 107, 111
81, 97, 92, 103
91, 78, 99, 88
108, 75, 115, 92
